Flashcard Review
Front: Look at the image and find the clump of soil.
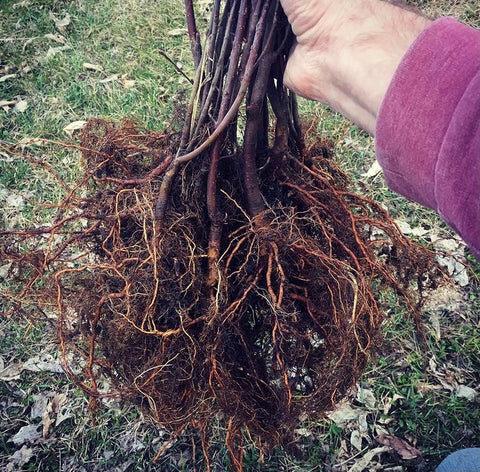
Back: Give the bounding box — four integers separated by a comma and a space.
0, 1, 441, 470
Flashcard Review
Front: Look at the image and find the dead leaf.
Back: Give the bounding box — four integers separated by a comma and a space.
83, 62, 103, 72
99, 74, 119, 83
112, 460, 135, 472
328, 403, 364, 425
0, 362, 23, 381
118, 75, 136, 89
18, 137, 46, 147
13, 0, 30, 8
376, 435, 422, 460
375, 424, 389, 437
382, 393, 404, 415
416, 382, 442, 393
63, 120, 87, 135
356, 387, 376, 409
456, 385, 477, 400
0, 356, 4, 371
395, 219, 430, 238
346, 447, 389, 472
9, 424, 42, 446
350, 430, 363, 451
23, 354, 64, 373
31, 393, 51, 419
361, 160, 382, 180
168, 27, 188, 36
6, 445, 34, 470
436, 254, 469, 286
425, 285, 466, 314
357, 411, 369, 433
45, 45, 71, 60
294, 427, 311, 438
6, 194, 24, 208
49, 12, 71, 30
14, 100, 28, 113
42, 392, 68, 437
0, 74, 17, 83
44, 33, 66, 44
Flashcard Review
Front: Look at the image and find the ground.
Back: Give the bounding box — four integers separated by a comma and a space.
1, 0, 479, 471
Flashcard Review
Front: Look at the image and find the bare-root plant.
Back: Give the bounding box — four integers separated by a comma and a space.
0, 1, 441, 470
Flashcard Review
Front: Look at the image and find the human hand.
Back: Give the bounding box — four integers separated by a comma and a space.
280, 0, 431, 134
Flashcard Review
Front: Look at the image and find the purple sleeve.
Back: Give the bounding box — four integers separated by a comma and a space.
375, 18, 480, 258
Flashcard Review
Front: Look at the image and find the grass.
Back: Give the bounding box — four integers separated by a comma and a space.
1, 0, 479, 471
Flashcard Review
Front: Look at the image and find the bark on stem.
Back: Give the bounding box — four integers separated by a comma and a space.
185, 0, 202, 69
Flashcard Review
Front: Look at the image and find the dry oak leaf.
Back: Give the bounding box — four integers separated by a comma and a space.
376, 435, 422, 460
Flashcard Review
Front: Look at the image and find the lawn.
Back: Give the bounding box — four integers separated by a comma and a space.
1, 0, 479, 471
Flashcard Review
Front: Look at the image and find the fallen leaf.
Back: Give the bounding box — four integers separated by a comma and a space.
375, 424, 389, 437
416, 382, 442, 393
361, 160, 382, 179
6, 194, 24, 208
294, 427, 311, 438
0, 362, 23, 381
18, 137, 46, 147
118, 75, 136, 89
55, 405, 73, 427
382, 393, 404, 415
6, 445, 34, 470
14, 100, 28, 113
113, 460, 135, 472
99, 74, 119, 83
425, 285, 466, 313
44, 33, 67, 44
168, 27, 188, 36
42, 392, 68, 437
357, 411, 369, 433
31, 393, 51, 420
45, 45, 71, 60
13, 0, 31, 8
350, 430, 363, 451
436, 254, 469, 286
23, 354, 64, 373
395, 219, 430, 238
0, 74, 17, 83
63, 120, 87, 135
49, 12, 71, 30
456, 385, 477, 401
376, 435, 422, 460
347, 447, 389, 472
328, 403, 364, 425
356, 387, 376, 409
83, 62, 103, 72
9, 424, 42, 446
